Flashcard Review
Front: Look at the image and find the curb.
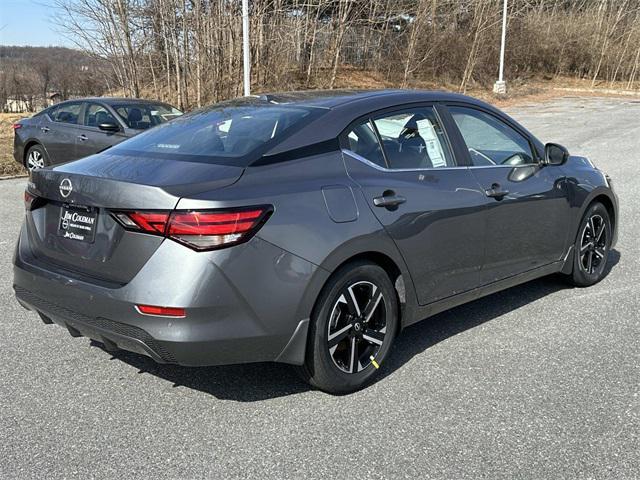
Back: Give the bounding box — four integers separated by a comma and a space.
552, 87, 640, 97
0, 174, 28, 181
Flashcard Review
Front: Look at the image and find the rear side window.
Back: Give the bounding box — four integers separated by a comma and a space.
373, 108, 454, 169
344, 107, 454, 170
344, 120, 387, 168
49, 103, 82, 125
109, 104, 319, 165
449, 106, 535, 166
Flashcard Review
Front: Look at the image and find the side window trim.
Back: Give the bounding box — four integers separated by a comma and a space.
340, 102, 464, 172
343, 149, 469, 173
443, 103, 540, 167
368, 118, 390, 169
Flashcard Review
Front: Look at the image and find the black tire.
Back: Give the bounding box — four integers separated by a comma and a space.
298, 260, 398, 394
567, 202, 612, 287
25, 144, 49, 171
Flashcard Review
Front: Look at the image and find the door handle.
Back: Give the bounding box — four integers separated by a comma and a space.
77, 134, 88, 141
40, 127, 50, 133
373, 192, 406, 208
484, 183, 509, 199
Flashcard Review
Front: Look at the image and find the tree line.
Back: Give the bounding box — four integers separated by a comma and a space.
0, 46, 111, 112
14, 1, 640, 111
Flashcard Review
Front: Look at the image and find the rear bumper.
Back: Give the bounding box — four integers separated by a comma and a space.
14, 286, 177, 363
13, 227, 328, 366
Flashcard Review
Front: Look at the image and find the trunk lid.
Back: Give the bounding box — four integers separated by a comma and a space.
26, 152, 243, 284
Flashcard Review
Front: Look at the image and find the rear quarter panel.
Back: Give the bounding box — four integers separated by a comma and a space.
175, 151, 417, 324
14, 116, 43, 165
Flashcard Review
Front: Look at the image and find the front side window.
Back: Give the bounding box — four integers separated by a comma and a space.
114, 103, 183, 130
449, 106, 535, 166
373, 108, 454, 169
49, 103, 82, 124
84, 103, 118, 127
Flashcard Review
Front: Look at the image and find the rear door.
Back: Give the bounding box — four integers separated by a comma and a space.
76, 102, 128, 159
342, 104, 488, 305
41, 101, 84, 164
443, 104, 571, 284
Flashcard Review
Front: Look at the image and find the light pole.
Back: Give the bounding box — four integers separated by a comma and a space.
242, 0, 251, 96
493, 0, 508, 94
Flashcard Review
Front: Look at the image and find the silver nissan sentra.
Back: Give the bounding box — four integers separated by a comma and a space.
13, 90, 618, 393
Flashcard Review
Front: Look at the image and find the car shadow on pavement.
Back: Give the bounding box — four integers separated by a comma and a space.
99, 250, 620, 401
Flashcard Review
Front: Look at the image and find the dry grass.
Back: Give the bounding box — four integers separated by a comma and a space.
0, 113, 27, 177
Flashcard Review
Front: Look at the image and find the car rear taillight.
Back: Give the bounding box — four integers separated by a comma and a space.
24, 191, 45, 211
112, 206, 272, 251
24, 191, 35, 210
12, 123, 22, 130
24, 190, 42, 211
167, 209, 267, 250
126, 211, 170, 234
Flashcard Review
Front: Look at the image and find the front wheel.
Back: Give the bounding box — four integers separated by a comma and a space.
299, 261, 398, 394
567, 202, 612, 287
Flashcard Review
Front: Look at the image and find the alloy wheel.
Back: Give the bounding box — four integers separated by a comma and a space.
327, 281, 387, 374
579, 214, 607, 275
27, 150, 45, 171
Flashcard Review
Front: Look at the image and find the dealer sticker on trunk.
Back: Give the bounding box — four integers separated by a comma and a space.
57, 205, 98, 243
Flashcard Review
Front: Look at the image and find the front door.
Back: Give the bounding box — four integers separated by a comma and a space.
444, 105, 572, 284
342, 105, 488, 305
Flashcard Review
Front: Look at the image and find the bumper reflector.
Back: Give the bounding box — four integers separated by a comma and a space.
136, 305, 186, 318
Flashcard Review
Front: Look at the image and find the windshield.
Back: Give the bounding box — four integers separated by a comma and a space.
113, 103, 183, 130
109, 103, 320, 165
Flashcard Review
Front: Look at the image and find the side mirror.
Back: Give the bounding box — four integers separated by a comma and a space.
98, 122, 120, 133
544, 143, 569, 166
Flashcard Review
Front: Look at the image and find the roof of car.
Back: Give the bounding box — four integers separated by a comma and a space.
53, 97, 173, 106
253, 89, 484, 109
259, 89, 543, 158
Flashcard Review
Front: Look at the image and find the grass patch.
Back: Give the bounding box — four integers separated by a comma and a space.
0, 113, 27, 176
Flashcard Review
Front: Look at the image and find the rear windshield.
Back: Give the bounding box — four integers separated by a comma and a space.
113, 103, 183, 130
109, 103, 321, 165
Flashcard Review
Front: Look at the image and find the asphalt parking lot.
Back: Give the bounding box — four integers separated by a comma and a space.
1, 96, 638, 479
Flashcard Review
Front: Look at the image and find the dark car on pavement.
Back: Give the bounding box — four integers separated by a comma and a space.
13, 97, 182, 170
13, 90, 618, 393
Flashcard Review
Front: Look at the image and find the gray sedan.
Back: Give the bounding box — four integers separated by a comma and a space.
13, 97, 182, 170
13, 90, 618, 394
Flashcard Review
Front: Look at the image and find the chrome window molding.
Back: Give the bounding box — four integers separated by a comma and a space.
467, 163, 540, 169
342, 149, 465, 172
343, 149, 541, 172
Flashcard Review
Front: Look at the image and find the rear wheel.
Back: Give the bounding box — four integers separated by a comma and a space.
299, 261, 398, 394
567, 202, 612, 287
25, 144, 49, 171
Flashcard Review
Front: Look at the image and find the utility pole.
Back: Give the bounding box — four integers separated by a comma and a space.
242, 0, 251, 96
493, 0, 508, 95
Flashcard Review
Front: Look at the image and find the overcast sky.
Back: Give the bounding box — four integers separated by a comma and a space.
0, 0, 73, 47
